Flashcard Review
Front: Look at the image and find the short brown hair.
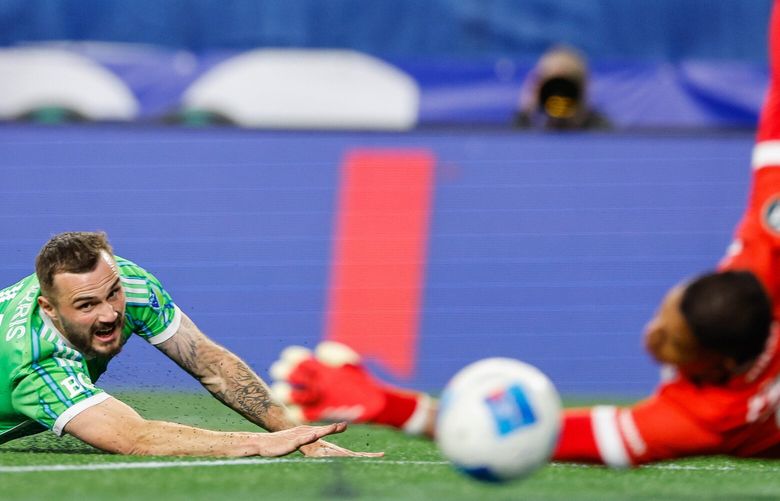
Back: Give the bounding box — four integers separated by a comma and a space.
681, 270, 773, 364
35, 231, 114, 297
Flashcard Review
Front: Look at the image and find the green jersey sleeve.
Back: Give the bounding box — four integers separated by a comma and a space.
116, 257, 182, 345
11, 340, 109, 436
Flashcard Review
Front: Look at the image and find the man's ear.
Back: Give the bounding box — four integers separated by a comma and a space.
37, 295, 57, 319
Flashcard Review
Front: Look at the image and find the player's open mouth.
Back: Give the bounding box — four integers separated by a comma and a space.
93, 324, 119, 342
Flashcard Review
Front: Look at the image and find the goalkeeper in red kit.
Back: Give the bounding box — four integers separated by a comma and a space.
271, 1, 780, 467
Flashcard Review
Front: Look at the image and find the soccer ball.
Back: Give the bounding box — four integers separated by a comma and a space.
435, 357, 562, 483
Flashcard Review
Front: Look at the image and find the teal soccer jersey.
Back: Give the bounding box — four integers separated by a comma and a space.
0, 257, 181, 443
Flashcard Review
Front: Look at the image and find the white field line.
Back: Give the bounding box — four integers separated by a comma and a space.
0, 458, 447, 474
0, 458, 778, 474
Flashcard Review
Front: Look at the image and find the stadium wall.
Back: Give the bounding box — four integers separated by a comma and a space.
0, 125, 752, 396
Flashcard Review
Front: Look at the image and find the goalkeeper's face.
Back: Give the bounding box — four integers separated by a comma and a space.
38, 252, 127, 358
642, 284, 732, 383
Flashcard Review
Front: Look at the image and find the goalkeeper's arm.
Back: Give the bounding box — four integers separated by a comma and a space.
270, 341, 698, 467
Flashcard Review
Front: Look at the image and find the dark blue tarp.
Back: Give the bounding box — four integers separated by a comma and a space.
0, 0, 772, 61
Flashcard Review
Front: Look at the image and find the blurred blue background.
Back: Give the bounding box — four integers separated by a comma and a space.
0, 126, 752, 396
0, 1, 767, 397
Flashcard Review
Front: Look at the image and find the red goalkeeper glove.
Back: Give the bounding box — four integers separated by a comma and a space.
270, 341, 432, 435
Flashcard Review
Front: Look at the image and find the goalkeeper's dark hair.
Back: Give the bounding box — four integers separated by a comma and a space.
680, 270, 772, 365
35, 231, 114, 300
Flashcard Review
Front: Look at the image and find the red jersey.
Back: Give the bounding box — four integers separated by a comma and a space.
721, 0, 780, 309
553, 0, 780, 467
556, 324, 780, 466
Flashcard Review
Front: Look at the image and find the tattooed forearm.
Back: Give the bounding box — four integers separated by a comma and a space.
157, 313, 298, 432
214, 362, 274, 415
206, 355, 294, 431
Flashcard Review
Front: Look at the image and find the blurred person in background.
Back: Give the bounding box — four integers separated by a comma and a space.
513, 45, 611, 131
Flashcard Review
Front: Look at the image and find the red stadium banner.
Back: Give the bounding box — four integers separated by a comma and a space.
324, 149, 436, 378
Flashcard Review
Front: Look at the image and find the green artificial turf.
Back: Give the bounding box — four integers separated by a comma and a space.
2, 392, 780, 501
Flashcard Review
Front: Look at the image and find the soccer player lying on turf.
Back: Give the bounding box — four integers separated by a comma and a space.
0, 231, 382, 458
268, 0, 780, 467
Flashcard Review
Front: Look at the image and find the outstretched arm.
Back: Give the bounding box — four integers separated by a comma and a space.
64, 396, 345, 456
271, 342, 726, 467
721, 0, 780, 301
156, 312, 382, 457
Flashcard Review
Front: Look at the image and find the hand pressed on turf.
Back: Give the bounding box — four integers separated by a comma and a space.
255, 422, 348, 457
